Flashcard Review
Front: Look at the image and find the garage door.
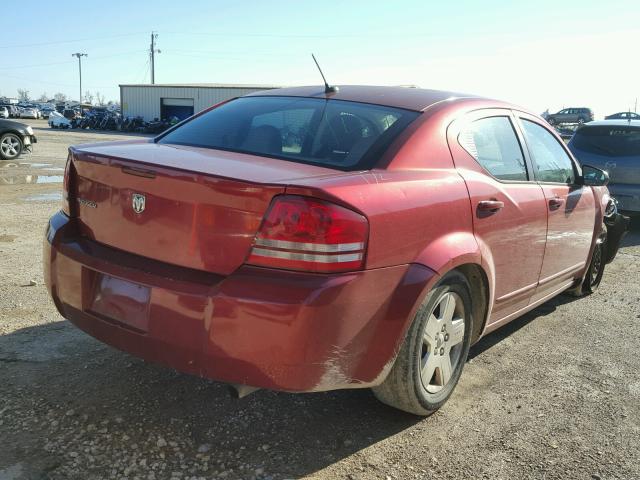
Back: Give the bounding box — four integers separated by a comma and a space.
161, 98, 194, 121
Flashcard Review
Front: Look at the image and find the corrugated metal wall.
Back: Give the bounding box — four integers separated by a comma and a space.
120, 86, 272, 121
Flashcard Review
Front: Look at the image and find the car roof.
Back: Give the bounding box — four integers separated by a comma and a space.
582, 119, 640, 127
245, 85, 480, 112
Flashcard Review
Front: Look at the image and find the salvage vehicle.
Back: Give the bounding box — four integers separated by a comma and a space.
0, 107, 8, 119
545, 107, 594, 125
19, 107, 39, 119
48, 111, 72, 129
605, 112, 640, 120
569, 120, 640, 213
0, 119, 37, 160
43, 86, 629, 415
1, 105, 20, 118
40, 106, 56, 119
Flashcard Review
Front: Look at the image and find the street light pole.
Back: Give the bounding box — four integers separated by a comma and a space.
72, 52, 88, 113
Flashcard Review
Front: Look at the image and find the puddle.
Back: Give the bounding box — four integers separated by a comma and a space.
0, 175, 63, 185
0, 161, 20, 168
19, 162, 53, 168
23, 192, 62, 202
37, 175, 64, 183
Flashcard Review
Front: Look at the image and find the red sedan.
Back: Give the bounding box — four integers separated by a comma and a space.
44, 86, 628, 415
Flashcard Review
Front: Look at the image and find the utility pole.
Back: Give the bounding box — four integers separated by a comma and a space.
149, 32, 160, 84
71, 52, 87, 112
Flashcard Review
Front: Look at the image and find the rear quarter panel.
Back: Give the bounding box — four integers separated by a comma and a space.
285, 169, 475, 271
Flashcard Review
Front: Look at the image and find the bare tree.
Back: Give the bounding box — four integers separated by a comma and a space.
95, 91, 105, 106
17, 89, 30, 102
37, 93, 49, 102
84, 90, 94, 105
53, 92, 67, 103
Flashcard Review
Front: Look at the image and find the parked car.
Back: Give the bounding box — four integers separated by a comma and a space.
63, 109, 78, 120
43, 86, 629, 416
568, 120, 640, 214
546, 107, 594, 125
19, 107, 39, 119
0, 119, 37, 160
40, 107, 55, 119
0, 107, 8, 119
605, 111, 640, 121
48, 111, 72, 129
0, 105, 19, 118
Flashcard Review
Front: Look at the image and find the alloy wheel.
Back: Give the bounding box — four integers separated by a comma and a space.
0, 135, 21, 159
419, 292, 466, 393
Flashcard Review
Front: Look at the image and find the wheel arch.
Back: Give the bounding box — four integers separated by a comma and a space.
0, 129, 25, 138
412, 231, 494, 343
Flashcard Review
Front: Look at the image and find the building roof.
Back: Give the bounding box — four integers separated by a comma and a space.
119, 83, 280, 89
246, 85, 478, 111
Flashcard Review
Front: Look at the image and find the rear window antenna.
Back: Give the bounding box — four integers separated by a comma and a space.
312, 54, 339, 94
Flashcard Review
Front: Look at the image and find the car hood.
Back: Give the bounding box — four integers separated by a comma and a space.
0, 119, 29, 131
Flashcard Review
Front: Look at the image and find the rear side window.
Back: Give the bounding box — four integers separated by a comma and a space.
521, 120, 575, 184
459, 116, 528, 181
572, 125, 640, 157
158, 96, 419, 170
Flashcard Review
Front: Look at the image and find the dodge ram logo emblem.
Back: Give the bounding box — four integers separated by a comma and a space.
132, 193, 146, 214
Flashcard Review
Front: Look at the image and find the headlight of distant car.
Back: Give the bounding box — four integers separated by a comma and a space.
605, 197, 618, 217
26, 126, 34, 135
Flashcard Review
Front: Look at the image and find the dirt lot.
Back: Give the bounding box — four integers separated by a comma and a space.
1, 120, 639, 480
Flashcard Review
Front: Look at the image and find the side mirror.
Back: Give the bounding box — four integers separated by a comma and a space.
581, 165, 609, 186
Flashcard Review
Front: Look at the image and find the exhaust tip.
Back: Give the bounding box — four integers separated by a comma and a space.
228, 384, 260, 399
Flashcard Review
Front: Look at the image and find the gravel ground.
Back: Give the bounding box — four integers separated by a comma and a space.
1, 121, 639, 480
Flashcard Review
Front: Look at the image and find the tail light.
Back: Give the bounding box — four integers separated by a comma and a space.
247, 195, 368, 273
62, 151, 74, 216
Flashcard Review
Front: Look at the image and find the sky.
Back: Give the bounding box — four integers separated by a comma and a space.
1, 0, 638, 117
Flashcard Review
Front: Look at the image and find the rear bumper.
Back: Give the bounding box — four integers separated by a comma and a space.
44, 211, 436, 392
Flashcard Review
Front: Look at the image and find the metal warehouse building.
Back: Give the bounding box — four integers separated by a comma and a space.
119, 83, 279, 121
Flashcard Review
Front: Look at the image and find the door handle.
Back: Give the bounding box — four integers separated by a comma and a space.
477, 200, 504, 213
549, 197, 564, 210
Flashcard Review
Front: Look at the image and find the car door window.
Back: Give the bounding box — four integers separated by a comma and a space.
520, 119, 575, 184
458, 116, 528, 181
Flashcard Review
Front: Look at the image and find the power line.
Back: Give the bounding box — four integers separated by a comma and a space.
164, 30, 435, 39
0, 32, 148, 50
1, 72, 113, 89
0, 51, 147, 71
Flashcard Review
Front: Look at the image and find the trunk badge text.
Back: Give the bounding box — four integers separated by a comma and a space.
132, 193, 146, 214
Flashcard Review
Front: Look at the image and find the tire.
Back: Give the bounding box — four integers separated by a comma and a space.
0, 133, 23, 160
548, 117, 557, 126
578, 117, 586, 124
581, 240, 606, 294
372, 271, 473, 416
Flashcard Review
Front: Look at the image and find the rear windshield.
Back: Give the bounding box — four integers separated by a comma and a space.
157, 96, 420, 170
572, 125, 640, 157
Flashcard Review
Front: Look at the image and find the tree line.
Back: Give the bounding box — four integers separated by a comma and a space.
14, 89, 112, 105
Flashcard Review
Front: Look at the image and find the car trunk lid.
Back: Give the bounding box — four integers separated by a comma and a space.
70, 141, 346, 275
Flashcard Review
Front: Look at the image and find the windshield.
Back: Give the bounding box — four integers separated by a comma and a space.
572, 125, 640, 157
157, 96, 420, 170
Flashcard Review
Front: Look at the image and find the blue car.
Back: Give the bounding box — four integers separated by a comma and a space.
568, 120, 640, 213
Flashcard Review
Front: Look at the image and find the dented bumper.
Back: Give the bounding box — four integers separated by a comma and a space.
44, 211, 436, 392
604, 212, 630, 264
